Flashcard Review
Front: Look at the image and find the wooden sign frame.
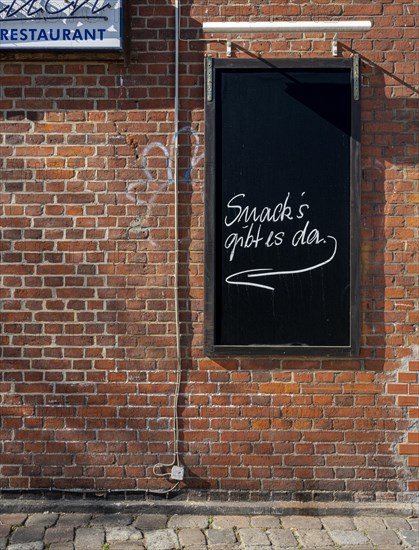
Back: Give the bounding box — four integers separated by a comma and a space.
204, 58, 361, 357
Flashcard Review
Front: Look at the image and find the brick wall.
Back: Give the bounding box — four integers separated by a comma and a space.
0, 0, 417, 501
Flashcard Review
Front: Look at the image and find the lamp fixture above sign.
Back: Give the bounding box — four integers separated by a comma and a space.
0, 0, 123, 51
202, 20, 373, 57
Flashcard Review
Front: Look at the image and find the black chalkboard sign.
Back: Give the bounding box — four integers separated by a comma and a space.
205, 59, 360, 356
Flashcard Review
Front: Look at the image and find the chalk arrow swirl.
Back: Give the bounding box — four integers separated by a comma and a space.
225, 236, 338, 291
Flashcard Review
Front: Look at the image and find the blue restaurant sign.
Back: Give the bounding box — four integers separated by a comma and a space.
0, 1, 123, 50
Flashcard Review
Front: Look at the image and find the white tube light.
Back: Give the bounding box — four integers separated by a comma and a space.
203, 21, 372, 33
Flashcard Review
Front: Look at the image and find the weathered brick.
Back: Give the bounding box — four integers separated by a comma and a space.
0, 0, 417, 501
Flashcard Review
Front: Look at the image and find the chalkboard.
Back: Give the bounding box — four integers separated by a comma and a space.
205, 59, 360, 356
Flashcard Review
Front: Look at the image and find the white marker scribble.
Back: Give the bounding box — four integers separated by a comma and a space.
126, 126, 203, 204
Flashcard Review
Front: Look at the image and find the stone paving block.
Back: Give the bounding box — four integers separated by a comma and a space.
399, 529, 419, 548
366, 529, 402, 547
0, 525, 10, 538
74, 526, 105, 550
91, 513, 133, 526
206, 528, 237, 545
241, 547, 272, 550
178, 527, 207, 547
25, 512, 58, 528
56, 513, 92, 527
49, 544, 74, 550
167, 514, 209, 529
44, 525, 74, 544
109, 544, 145, 550
407, 516, 418, 529
0, 514, 27, 526
267, 528, 299, 548
134, 514, 168, 530
8, 543, 44, 550
354, 517, 387, 531
250, 515, 281, 529
144, 528, 180, 550
106, 525, 144, 542
328, 529, 370, 546
238, 527, 271, 547
204, 545, 240, 550
10, 526, 45, 545
383, 517, 412, 530
321, 515, 356, 531
281, 516, 322, 530
212, 515, 250, 529
296, 529, 334, 548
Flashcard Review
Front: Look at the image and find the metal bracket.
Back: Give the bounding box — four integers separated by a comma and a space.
353, 54, 360, 101
206, 55, 213, 102
332, 33, 339, 56
226, 34, 232, 57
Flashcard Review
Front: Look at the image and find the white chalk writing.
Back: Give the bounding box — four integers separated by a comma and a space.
224, 191, 338, 290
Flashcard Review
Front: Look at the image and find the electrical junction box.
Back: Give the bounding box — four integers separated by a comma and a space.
171, 466, 184, 481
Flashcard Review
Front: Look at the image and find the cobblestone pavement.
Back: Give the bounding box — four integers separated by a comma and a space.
0, 510, 417, 550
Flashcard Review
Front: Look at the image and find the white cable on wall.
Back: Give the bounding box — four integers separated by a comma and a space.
151, 0, 182, 493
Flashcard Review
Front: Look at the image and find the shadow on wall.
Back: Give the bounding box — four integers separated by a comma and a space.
199, 53, 418, 374
183, 53, 419, 497
357, 55, 417, 372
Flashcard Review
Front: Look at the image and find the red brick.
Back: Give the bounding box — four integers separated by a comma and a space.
397, 395, 418, 407
407, 456, 419, 467
0, 1, 417, 498
399, 444, 419, 455
407, 433, 419, 443
259, 383, 300, 394
0, 407, 34, 416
